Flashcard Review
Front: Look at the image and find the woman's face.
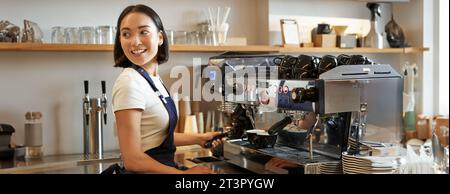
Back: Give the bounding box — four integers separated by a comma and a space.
120, 12, 163, 66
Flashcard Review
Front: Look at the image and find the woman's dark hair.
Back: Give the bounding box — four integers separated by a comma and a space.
114, 4, 169, 67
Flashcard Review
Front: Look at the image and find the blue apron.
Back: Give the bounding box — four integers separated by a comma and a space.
101, 64, 179, 174
131, 64, 179, 168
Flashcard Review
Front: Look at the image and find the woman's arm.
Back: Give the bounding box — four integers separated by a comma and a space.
115, 109, 182, 174
174, 131, 223, 147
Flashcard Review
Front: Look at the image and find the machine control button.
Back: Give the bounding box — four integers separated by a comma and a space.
291, 87, 318, 103
291, 87, 305, 102
259, 90, 270, 105
283, 86, 289, 94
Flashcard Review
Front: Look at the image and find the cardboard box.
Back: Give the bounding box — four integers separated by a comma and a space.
313, 34, 336, 48
300, 42, 314, 47
223, 37, 247, 46
337, 34, 357, 48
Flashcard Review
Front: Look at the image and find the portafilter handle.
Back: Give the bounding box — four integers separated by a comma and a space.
268, 116, 293, 135
203, 132, 229, 148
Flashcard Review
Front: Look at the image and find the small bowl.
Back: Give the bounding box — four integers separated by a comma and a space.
14, 146, 26, 159
245, 129, 266, 145
332, 25, 348, 35
277, 129, 308, 147
253, 133, 278, 148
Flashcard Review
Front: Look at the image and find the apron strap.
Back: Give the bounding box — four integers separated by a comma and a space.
100, 163, 121, 174
131, 64, 167, 103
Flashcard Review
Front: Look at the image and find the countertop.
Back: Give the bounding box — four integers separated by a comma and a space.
0, 145, 252, 174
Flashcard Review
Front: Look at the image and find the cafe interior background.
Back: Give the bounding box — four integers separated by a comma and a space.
0, 0, 448, 174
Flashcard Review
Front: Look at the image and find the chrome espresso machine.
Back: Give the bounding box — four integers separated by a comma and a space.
206, 53, 403, 174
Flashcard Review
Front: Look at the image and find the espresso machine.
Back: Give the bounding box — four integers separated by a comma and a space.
82, 80, 108, 159
207, 53, 403, 174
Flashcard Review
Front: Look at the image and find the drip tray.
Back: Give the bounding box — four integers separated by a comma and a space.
188, 156, 223, 163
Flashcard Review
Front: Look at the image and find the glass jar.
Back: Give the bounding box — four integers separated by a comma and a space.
165, 29, 174, 45
416, 115, 431, 140
201, 31, 214, 45
188, 31, 200, 45
440, 126, 449, 147
173, 31, 187, 45
64, 27, 80, 44
51, 26, 65, 43
80, 26, 96, 44
97, 25, 115, 44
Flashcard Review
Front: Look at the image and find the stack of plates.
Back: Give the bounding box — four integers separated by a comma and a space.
348, 138, 401, 157
319, 162, 342, 174
347, 138, 371, 152
342, 151, 400, 174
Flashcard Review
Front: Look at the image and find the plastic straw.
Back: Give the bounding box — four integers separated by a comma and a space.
208, 7, 214, 26
216, 7, 221, 27
222, 7, 231, 25
203, 8, 211, 25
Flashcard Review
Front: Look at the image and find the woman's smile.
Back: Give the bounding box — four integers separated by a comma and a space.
131, 48, 148, 57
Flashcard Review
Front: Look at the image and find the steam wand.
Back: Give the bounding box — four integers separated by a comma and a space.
307, 114, 320, 160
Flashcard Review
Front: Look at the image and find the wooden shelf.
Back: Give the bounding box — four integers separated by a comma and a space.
0, 43, 113, 52
403, 47, 430, 53
278, 47, 429, 54
170, 45, 279, 53
0, 43, 429, 54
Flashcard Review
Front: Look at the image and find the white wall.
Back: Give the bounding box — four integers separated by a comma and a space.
267, 0, 393, 46
0, 0, 261, 45
438, 0, 449, 116
0, 52, 119, 154
0, 51, 217, 155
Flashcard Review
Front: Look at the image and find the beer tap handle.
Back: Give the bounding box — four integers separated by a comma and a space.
83, 80, 90, 126
84, 80, 89, 95
101, 81, 106, 95
101, 81, 107, 125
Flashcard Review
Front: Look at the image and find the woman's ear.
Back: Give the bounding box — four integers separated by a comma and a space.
158, 31, 164, 46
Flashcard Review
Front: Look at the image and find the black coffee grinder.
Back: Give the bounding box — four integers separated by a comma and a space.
0, 124, 15, 160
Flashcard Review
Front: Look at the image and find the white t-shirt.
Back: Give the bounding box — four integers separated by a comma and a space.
112, 68, 172, 151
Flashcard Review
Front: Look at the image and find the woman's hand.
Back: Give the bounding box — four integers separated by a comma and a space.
265, 158, 298, 169
298, 112, 317, 130
183, 165, 214, 174
198, 131, 226, 149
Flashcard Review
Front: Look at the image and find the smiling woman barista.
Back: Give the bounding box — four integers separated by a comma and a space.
102, 4, 223, 174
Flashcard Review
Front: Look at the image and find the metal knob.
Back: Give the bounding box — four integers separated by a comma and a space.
259, 90, 270, 105
291, 87, 305, 103
291, 87, 318, 103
